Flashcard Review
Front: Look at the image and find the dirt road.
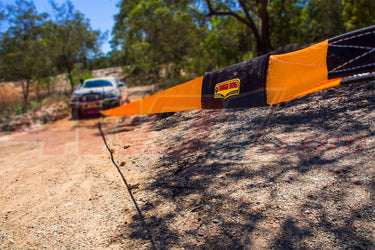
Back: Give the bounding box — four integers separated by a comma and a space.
1, 81, 374, 249
0, 115, 142, 248
0, 85, 157, 248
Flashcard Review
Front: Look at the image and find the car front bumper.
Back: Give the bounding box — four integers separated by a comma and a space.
69, 97, 120, 115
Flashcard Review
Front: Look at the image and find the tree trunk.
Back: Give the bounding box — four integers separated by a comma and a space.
21, 79, 31, 111
36, 82, 41, 102
206, 0, 273, 56
258, 0, 273, 55
66, 67, 75, 93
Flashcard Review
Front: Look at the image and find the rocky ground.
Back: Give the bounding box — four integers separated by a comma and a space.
0, 97, 70, 133
0, 79, 374, 249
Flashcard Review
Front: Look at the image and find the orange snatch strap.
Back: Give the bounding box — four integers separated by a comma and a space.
102, 25, 375, 117
102, 77, 203, 116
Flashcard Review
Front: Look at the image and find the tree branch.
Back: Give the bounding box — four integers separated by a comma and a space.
205, 0, 251, 29
238, 0, 261, 41
204, 0, 272, 55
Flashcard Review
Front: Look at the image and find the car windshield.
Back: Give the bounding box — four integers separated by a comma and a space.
82, 80, 113, 88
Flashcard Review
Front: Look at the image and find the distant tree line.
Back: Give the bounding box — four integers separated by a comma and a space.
0, 0, 374, 107
0, 0, 106, 107
111, 0, 374, 86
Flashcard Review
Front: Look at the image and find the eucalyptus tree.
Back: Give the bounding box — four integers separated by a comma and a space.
112, 0, 205, 83
48, 0, 101, 92
1, 0, 48, 107
204, 0, 273, 55
342, 0, 375, 31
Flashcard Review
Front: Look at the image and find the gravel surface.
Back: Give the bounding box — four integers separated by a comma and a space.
0, 80, 374, 249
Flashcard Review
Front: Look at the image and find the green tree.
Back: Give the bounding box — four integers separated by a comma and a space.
1, 0, 48, 107
90, 53, 112, 70
300, 0, 346, 42
112, 0, 205, 84
200, 16, 253, 71
48, 0, 101, 92
342, 0, 375, 31
268, 0, 305, 47
204, 0, 273, 55
110, 0, 375, 86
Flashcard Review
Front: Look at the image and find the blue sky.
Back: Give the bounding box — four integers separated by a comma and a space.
2, 0, 119, 53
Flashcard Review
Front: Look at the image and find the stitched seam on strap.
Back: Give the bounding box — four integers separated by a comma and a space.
330, 49, 375, 72
269, 55, 325, 67
330, 30, 375, 45
329, 63, 375, 74
329, 44, 374, 50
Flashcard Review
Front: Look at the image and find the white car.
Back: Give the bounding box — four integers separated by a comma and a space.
69, 77, 128, 117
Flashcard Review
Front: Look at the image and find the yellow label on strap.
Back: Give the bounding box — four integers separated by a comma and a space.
214, 78, 240, 99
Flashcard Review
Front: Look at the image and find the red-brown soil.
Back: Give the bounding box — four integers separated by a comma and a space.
0, 80, 374, 249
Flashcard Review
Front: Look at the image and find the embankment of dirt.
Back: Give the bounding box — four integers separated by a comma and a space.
0, 78, 374, 249
0, 97, 70, 133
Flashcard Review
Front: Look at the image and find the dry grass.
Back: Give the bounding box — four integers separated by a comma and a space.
0, 83, 22, 113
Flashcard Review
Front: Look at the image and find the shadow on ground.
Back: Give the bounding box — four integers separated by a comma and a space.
107, 81, 375, 249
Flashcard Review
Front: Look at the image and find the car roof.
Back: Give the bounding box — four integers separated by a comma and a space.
84, 77, 116, 82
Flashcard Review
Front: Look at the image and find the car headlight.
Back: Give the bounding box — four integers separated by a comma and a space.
105, 90, 119, 98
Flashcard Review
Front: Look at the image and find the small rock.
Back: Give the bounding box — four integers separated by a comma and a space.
353, 180, 362, 185
197, 225, 207, 236
128, 182, 139, 190
124, 145, 130, 149
356, 100, 370, 108
120, 161, 126, 166
89, 195, 103, 201
140, 243, 152, 250
197, 231, 205, 237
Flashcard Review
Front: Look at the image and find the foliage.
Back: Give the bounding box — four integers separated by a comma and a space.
1, 0, 48, 107
47, 0, 101, 92
1, 0, 374, 103
300, 0, 346, 42
110, 0, 375, 87
204, 0, 273, 55
268, 0, 305, 47
200, 16, 252, 70
68, 64, 93, 88
342, 0, 375, 31
0, 0, 101, 107
112, 0, 205, 84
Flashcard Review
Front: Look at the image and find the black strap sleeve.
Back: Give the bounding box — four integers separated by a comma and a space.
327, 25, 375, 79
201, 54, 270, 109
